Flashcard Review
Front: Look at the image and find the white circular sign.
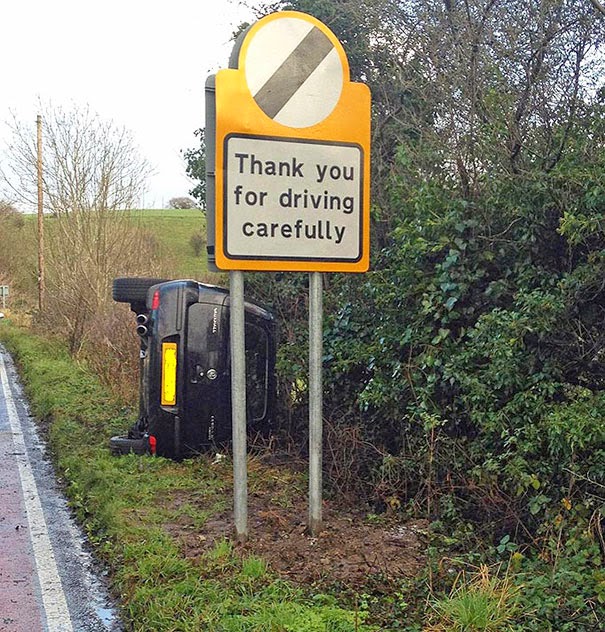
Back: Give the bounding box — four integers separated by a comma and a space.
244, 16, 344, 128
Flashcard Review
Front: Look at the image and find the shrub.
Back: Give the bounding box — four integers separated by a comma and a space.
189, 231, 205, 257
427, 564, 520, 631
168, 196, 198, 210
79, 302, 140, 405
40, 209, 161, 355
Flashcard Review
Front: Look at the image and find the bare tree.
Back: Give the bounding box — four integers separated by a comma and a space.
44, 209, 162, 355
0, 103, 161, 353
1, 103, 152, 215
354, 0, 605, 200
589, 0, 605, 17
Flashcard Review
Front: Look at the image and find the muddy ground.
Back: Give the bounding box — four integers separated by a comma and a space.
164, 461, 428, 589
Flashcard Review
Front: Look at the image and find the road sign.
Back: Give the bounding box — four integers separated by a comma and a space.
213, 11, 371, 272
244, 16, 344, 129
0, 286, 8, 297
223, 136, 364, 263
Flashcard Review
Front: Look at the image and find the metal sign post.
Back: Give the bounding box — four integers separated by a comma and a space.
229, 271, 248, 542
308, 272, 323, 534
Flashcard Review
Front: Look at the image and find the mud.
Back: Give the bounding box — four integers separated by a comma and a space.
164, 480, 427, 589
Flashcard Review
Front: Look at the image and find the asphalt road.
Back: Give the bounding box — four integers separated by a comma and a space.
0, 346, 122, 632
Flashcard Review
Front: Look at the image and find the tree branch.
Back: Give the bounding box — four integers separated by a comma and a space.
589, 0, 605, 16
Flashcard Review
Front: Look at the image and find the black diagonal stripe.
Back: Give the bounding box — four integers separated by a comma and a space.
253, 26, 334, 119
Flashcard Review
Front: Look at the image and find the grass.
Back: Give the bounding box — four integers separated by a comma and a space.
0, 321, 375, 632
427, 565, 521, 632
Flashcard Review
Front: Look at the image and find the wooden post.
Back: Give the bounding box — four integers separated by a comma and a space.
36, 115, 45, 313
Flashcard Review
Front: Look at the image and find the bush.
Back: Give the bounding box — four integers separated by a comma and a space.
189, 231, 205, 257
168, 196, 198, 210
0, 201, 36, 307
427, 564, 520, 631
79, 302, 140, 404
0, 200, 23, 226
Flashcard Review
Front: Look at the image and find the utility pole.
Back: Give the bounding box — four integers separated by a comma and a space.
36, 114, 45, 312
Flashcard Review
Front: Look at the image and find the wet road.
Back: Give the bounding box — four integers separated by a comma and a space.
0, 346, 122, 632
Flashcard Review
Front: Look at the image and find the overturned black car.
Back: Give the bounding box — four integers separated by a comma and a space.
110, 278, 276, 460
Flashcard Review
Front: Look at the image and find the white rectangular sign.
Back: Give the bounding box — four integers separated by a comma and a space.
223, 135, 364, 263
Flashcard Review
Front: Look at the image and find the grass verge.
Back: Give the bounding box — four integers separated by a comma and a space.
0, 322, 374, 632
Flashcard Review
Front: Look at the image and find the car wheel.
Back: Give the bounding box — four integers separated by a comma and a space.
109, 435, 150, 456
112, 277, 168, 304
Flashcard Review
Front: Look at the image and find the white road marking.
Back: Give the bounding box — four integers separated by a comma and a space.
0, 353, 74, 632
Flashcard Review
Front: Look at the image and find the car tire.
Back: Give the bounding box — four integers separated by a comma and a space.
112, 277, 168, 305
109, 434, 150, 456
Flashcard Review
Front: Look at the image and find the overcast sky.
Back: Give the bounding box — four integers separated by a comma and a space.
0, 0, 262, 209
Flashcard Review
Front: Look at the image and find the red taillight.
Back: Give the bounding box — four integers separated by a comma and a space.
149, 435, 157, 456
151, 290, 160, 310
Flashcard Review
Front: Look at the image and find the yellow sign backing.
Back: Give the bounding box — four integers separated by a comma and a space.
214, 11, 371, 272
